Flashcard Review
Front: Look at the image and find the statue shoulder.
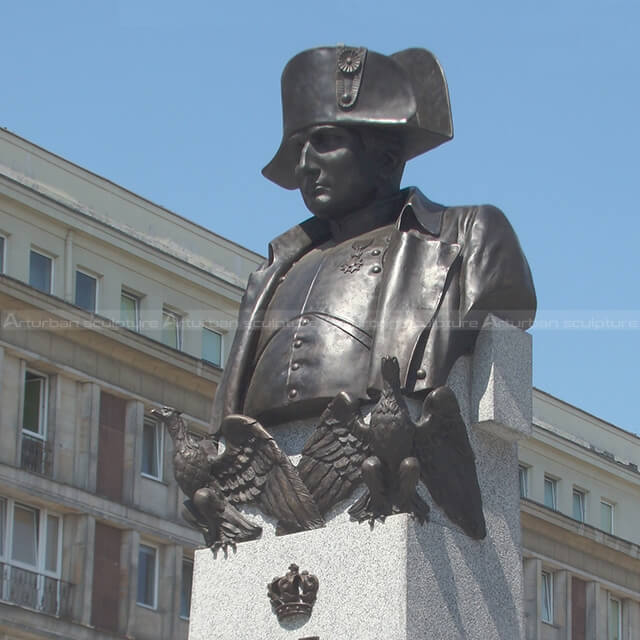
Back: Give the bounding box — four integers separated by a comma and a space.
438, 203, 519, 246
264, 216, 331, 267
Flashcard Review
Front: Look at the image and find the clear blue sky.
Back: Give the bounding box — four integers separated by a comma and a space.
2, 1, 639, 434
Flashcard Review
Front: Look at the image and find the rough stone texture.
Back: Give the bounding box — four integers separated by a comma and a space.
189, 318, 531, 639
471, 315, 533, 441
190, 468, 523, 640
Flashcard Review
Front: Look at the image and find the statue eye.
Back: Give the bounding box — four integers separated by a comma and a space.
310, 130, 345, 152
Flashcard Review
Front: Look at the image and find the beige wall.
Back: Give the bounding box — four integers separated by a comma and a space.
0, 288, 209, 640
521, 391, 640, 639
521, 390, 640, 545
533, 390, 640, 464
0, 129, 263, 289
0, 128, 263, 640
0, 192, 246, 366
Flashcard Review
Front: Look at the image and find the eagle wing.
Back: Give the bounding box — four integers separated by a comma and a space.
297, 392, 371, 516
414, 387, 486, 539
212, 414, 324, 534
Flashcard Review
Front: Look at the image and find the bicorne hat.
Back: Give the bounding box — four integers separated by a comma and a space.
262, 45, 453, 189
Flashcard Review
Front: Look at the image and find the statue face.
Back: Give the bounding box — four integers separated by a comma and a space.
292, 125, 380, 219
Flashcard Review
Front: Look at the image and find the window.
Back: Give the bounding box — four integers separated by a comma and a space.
0, 497, 65, 616
162, 309, 182, 350
12, 503, 39, 566
541, 571, 553, 624
137, 544, 157, 608
21, 371, 51, 475
0, 497, 5, 557
22, 371, 47, 437
120, 290, 139, 331
608, 596, 621, 640
141, 417, 163, 480
572, 489, 586, 522
75, 270, 97, 312
0, 235, 5, 273
543, 476, 557, 510
29, 250, 52, 293
202, 327, 222, 366
180, 557, 193, 619
9, 503, 60, 571
600, 500, 614, 534
518, 465, 528, 499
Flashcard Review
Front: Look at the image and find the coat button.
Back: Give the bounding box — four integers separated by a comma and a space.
279, 275, 286, 283
288, 388, 298, 399
416, 369, 426, 380
293, 339, 302, 348
371, 265, 382, 274
301, 317, 310, 326
291, 362, 300, 371
371, 249, 381, 256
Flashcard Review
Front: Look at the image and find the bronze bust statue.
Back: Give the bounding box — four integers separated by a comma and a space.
162, 45, 536, 548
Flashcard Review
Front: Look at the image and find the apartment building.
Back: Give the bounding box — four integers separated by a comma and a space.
521, 390, 640, 640
0, 128, 263, 639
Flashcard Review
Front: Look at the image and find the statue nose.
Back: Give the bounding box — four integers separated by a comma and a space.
295, 141, 319, 180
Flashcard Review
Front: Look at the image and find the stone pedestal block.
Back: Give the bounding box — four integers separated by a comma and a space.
189, 316, 532, 639
471, 315, 533, 441
191, 505, 523, 639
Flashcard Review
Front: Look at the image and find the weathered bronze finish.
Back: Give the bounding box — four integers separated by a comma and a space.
153, 408, 323, 548
173, 44, 537, 546
213, 45, 536, 429
262, 46, 453, 189
267, 564, 319, 621
299, 357, 486, 539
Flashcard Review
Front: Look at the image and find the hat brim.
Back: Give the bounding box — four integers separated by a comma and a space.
262, 124, 452, 190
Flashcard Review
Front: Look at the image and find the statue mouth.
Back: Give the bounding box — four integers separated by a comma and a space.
300, 176, 329, 198
312, 185, 330, 198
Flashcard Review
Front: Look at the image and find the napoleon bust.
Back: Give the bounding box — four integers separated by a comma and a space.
212, 45, 536, 431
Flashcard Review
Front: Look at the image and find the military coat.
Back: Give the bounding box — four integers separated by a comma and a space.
212, 187, 536, 427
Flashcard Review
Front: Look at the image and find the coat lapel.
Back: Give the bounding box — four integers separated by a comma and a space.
367, 189, 459, 392
213, 188, 454, 424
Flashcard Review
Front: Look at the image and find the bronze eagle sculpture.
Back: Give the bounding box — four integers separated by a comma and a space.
158, 354, 485, 548
152, 407, 324, 549
297, 356, 487, 539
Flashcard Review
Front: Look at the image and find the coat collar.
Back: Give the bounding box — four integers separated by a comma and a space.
266, 214, 331, 268
397, 187, 444, 236
267, 187, 445, 266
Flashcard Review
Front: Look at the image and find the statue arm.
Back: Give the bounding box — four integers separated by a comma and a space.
210, 261, 270, 431
414, 204, 536, 391
459, 204, 537, 329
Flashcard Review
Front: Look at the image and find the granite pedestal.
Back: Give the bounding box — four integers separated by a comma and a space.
188, 316, 532, 640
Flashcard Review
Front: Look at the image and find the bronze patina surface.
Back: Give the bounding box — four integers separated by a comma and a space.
168, 45, 536, 548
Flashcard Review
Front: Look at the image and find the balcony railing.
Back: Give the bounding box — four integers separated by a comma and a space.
20, 432, 53, 476
0, 562, 72, 619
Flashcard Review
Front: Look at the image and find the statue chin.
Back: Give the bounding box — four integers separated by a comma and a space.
299, 176, 382, 221
300, 194, 348, 220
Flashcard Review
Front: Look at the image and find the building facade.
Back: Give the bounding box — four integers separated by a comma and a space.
520, 390, 640, 640
0, 129, 263, 639
0, 129, 638, 640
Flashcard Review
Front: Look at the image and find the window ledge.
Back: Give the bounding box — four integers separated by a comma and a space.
21, 429, 45, 440
136, 602, 158, 612
140, 472, 168, 486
